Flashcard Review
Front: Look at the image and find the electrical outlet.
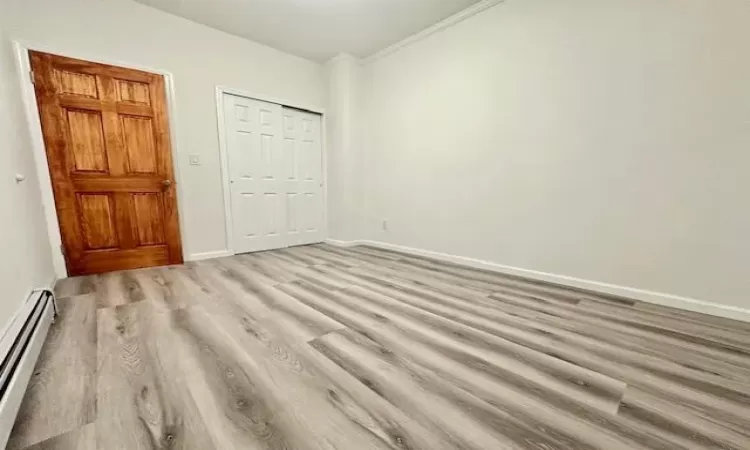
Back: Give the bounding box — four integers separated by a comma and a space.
382, 219, 389, 231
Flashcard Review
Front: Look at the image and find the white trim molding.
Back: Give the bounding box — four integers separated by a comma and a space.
13, 40, 189, 278
216, 86, 325, 116
363, 0, 505, 63
187, 250, 234, 261
326, 239, 750, 323
324, 239, 367, 248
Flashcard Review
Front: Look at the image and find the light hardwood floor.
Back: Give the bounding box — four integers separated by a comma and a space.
8, 244, 750, 449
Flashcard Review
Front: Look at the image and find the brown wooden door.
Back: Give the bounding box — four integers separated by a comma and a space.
30, 51, 183, 276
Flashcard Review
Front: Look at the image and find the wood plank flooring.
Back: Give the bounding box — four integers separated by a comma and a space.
8, 244, 750, 449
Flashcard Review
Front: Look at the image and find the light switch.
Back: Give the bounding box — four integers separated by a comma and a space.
189, 154, 201, 166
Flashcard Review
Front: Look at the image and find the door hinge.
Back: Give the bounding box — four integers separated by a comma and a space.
59, 244, 65, 257
29, 70, 35, 84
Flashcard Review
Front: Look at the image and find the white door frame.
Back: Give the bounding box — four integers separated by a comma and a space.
215, 86, 328, 255
12, 40, 188, 279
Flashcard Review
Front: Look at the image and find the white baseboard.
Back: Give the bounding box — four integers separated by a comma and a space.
326, 239, 750, 323
187, 250, 234, 261
325, 239, 367, 248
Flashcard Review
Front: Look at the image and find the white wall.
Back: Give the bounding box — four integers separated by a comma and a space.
0, 0, 326, 268
0, 26, 55, 333
360, 0, 750, 310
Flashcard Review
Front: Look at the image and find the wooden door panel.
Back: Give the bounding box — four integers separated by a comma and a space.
132, 193, 167, 246
116, 79, 151, 104
80, 247, 170, 274
65, 109, 108, 173
31, 51, 183, 275
77, 194, 118, 250
57, 70, 99, 98
121, 116, 157, 174
46, 57, 154, 82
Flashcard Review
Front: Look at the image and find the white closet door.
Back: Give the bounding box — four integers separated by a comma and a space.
224, 94, 285, 253
282, 107, 325, 247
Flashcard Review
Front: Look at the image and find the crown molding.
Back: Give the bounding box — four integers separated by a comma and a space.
363, 0, 505, 64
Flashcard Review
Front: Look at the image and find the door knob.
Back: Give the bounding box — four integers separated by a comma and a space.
162, 180, 173, 187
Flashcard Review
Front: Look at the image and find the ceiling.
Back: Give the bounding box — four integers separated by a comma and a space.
133, 0, 483, 62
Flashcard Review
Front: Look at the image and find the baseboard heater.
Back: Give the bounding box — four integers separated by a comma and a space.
0, 289, 57, 448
